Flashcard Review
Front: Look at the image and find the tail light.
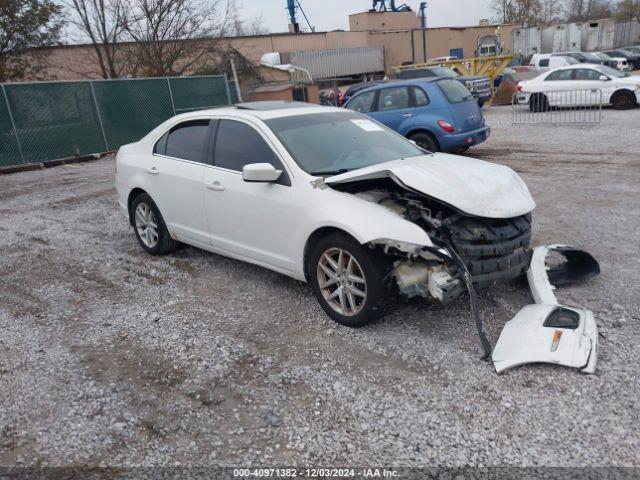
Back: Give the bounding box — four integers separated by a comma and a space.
437, 119, 455, 133
517, 83, 523, 91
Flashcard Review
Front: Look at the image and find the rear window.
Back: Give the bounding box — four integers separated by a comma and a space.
436, 79, 472, 104
157, 120, 210, 163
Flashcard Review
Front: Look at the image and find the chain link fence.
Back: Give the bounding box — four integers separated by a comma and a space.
0, 75, 232, 168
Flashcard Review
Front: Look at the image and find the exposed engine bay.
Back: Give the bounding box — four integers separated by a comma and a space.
329, 177, 601, 373
332, 176, 532, 302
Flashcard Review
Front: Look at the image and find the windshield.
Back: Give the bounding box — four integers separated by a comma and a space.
437, 78, 473, 103
597, 64, 630, 78
581, 52, 602, 62
595, 52, 612, 60
565, 56, 579, 64
430, 66, 458, 78
265, 111, 424, 176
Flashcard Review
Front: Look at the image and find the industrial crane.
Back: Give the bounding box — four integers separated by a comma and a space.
371, 0, 412, 12
286, 0, 315, 33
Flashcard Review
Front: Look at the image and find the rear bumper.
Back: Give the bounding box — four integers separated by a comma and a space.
439, 125, 490, 152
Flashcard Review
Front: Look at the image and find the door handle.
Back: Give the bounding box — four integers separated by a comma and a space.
402, 113, 413, 117
205, 181, 225, 191
146, 167, 159, 175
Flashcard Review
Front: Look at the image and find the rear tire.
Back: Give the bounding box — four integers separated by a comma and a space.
308, 233, 392, 328
611, 90, 636, 110
131, 193, 178, 255
529, 93, 549, 112
409, 131, 439, 152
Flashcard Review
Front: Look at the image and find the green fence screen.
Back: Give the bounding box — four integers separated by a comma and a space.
0, 74, 230, 167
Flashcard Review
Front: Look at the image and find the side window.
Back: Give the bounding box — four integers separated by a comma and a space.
574, 69, 603, 80
162, 120, 210, 163
545, 69, 573, 81
377, 87, 410, 111
346, 90, 376, 113
412, 87, 430, 107
214, 120, 290, 186
538, 59, 550, 67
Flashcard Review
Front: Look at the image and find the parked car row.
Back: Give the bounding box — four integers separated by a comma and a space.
529, 48, 640, 72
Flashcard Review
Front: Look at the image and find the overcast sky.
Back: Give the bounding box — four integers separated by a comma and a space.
239, 0, 495, 33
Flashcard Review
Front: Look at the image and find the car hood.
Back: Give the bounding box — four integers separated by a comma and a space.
324, 154, 535, 218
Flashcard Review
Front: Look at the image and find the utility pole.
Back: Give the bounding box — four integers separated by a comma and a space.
503, 0, 507, 23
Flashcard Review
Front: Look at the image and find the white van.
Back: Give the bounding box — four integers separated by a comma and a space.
529, 53, 578, 70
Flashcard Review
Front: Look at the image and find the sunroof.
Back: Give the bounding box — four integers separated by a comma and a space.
235, 101, 317, 111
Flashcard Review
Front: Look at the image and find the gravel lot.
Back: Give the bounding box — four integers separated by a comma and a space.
1, 106, 640, 469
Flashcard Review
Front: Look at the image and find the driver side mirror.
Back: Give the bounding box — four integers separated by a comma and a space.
242, 163, 282, 183
599, 75, 609, 81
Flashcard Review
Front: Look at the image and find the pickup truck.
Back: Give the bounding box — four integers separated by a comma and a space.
396, 66, 492, 107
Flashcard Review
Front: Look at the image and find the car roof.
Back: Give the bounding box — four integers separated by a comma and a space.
361, 78, 440, 87
546, 63, 603, 71
162, 101, 345, 121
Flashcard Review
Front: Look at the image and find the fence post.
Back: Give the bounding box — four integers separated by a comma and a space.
89, 81, 109, 151
166, 78, 176, 115
1, 84, 26, 164
224, 73, 232, 105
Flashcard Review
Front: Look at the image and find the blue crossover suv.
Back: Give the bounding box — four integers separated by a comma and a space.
343, 78, 490, 153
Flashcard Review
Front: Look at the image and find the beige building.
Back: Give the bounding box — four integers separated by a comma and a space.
24, 11, 516, 83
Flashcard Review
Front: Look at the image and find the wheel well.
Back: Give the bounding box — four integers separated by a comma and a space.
612, 88, 635, 99
406, 128, 439, 148
302, 226, 355, 281
127, 188, 146, 225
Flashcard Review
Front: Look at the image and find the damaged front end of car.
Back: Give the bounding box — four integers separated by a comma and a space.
323, 159, 600, 373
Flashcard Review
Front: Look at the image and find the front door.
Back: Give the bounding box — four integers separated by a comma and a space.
202, 118, 300, 272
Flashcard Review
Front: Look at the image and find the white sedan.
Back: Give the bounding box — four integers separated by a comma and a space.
517, 63, 640, 111
115, 102, 535, 328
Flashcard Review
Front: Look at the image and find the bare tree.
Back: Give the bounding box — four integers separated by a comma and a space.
232, 13, 270, 36
615, 0, 640, 22
0, 0, 62, 82
120, 0, 235, 77
64, 0, 127, 78
565, 0, 613, 21
491, 0, 546, 26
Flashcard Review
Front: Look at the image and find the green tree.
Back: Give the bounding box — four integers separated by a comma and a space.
0, 0, 62, 82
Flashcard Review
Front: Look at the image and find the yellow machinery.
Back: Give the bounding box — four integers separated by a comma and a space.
394, 54, 514, 99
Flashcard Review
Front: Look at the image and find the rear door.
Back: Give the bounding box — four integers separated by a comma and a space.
149, 119, 212, 246
436, 79, 484, 133
541, 68, 575, 105
367, 86, 414, 132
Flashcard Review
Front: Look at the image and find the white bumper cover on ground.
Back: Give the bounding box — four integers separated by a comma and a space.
492, 244, 600, 374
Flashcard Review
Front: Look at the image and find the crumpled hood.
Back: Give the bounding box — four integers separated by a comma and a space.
325, 153, 536, 218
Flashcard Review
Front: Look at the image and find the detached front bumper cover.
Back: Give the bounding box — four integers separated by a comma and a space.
492, 244, 600, 374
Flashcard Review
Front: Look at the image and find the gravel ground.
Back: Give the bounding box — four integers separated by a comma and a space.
1, 106, 640, 469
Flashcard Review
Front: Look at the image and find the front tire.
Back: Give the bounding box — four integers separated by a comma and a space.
611, 90, 636, 110
409, 131, 439, 152
131, 193, 178, 255
308, 233, 392, 327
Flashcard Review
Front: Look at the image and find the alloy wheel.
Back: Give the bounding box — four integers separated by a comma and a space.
316, 247, 367, 316
134, 202, 159, 248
